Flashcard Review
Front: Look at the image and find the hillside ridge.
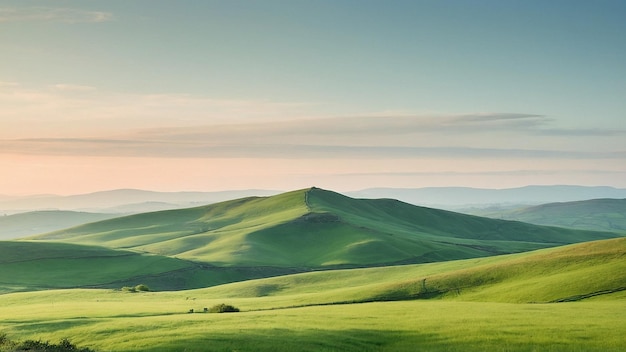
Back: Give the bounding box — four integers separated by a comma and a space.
26, 187, 621, 268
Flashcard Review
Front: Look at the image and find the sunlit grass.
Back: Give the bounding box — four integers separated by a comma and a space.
1, 295, 624, 352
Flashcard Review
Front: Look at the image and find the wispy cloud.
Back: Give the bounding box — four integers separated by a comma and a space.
134, 113, 550, 142
0, 7, 112, 23
2, 138, 624, 160
1, 83, 624, 163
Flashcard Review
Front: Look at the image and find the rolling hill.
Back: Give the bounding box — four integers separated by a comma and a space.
0, 210, 122, 240
465, 198, 626, 233
29, 187, 620, 267
182, 236, 626, 306
0, 241, 300, 293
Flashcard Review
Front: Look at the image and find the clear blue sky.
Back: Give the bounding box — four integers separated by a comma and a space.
1, 0, 625, 194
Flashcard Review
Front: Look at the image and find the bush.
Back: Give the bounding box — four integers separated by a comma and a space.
134, 284, 150, 292
0, 336, 95, 352
208, 303, 239, 313
121, 284, 151, 293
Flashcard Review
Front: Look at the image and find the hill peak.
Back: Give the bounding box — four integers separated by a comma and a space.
28, 187, 620, 267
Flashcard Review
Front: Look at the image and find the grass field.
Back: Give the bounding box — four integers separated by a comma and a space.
0, 241, 304, 294
0, 292, 624, 352
0, 238, 624, 351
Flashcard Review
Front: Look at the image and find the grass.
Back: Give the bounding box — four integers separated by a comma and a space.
174, 237, 626, 306
0, 241, 303, 293
0, 237, 624, 351
0, 296, 623, 352
0, 241, 191, 293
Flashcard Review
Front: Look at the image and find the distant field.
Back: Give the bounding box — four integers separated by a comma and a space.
465, 198, 626, 233
0, 210, 121, 240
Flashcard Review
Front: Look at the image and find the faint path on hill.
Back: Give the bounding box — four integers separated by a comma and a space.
304, 188, 312, 211
550, 287, 626, 302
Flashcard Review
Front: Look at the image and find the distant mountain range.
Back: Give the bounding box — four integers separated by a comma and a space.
465, 198, 626, 233
3, 185, 625, 215
0, 189, 281, 214
346, 185, 626, 209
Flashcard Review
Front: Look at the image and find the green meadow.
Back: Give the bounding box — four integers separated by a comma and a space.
2, 296, 624, 352
1, 237, 625, 351
2, 189, 625, 351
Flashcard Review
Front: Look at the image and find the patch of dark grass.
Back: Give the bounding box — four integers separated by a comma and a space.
0, 334, 95, 352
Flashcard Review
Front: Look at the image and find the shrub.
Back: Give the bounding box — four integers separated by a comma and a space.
121, 284, 151, 293
208, 303, 239, 313
0, 337, 95, 352
134, 284, 150, 292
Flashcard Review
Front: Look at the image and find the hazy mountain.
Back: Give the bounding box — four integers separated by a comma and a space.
0, 189, 281, 214
346, 185, 626, 209
465, 198, 626, 233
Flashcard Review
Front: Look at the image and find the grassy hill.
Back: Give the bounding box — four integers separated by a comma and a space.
0, 241, 300, 294
0, 210, 122, 240
190, 236, 626, 308
468, 198, 626, 233
30, 188, 620, 267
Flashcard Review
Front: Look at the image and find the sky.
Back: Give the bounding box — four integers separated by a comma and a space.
1, 0, 625, 195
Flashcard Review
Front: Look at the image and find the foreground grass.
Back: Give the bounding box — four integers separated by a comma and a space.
0, 293, 624, 352
1, 238, 623, 351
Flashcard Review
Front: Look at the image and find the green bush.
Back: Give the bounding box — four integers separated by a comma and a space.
0, 336, 95, 352
134, 284, 150, 292
121, 284, 150, 293
208, 303, 240, 313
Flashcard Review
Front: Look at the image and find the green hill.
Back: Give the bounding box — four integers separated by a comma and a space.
30, 188, 620, 267
186, 236, 626, 307
470, 198, 626, 232
0, 210, 122, 240
0, 241, 299, 293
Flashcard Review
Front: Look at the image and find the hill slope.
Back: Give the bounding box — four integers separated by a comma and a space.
192, 236, 626, 306
0, 240, 305, 293
30, 188, 620, 267
0, 210, 122, 240
466, 198, 626, 233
